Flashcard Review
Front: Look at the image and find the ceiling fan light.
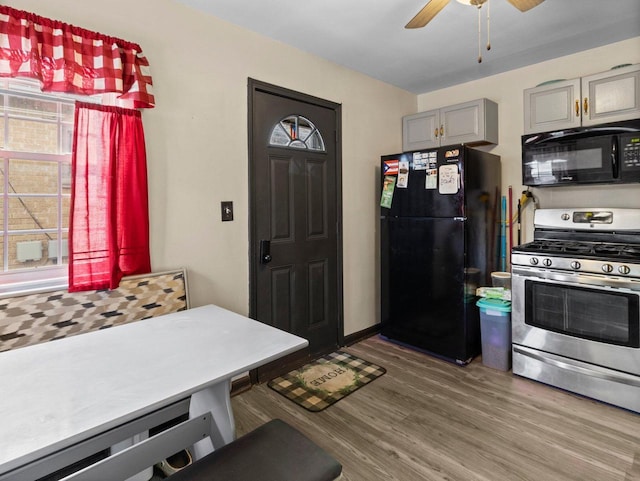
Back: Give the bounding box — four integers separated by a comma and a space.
456, 0, 487, 6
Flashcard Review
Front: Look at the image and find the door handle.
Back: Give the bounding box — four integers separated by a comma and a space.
611, 134, 618, 179
260, 240, 272, 264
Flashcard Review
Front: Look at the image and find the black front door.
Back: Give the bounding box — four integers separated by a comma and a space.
249, 80, 342, 357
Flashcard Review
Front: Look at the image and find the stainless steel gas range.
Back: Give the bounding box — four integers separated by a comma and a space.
511, 208, 640, 413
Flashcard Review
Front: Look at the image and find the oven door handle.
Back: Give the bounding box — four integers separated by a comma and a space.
512, 267, 640, 291
572, 273, 640, 290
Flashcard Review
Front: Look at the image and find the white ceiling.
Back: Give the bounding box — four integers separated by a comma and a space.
176, 0, 640, 94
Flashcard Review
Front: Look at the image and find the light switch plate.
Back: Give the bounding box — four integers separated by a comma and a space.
221, 201, 233, 221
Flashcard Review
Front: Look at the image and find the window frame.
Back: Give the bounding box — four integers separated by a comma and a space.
268, 114, 326, 152
0, 79, 91, 296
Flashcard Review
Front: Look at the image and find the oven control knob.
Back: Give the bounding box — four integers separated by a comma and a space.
570, 261, 581, 270
619, 265, 631, 275
529, 257, 539, 266
542, 258, 552, 267
602, 264, 614, 273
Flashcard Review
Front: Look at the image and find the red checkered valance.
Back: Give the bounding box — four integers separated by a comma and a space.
0, 6, 154, 108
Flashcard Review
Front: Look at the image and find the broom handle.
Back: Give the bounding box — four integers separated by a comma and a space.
508, 186, 512, 270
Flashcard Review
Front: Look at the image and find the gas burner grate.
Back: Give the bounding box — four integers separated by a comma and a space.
523, 240, 569, 253
516, 240, 592, 255
593, 244, 621, 254
563, 242, 594, 254
515, 240, 640, 261
620, 245, 640, 259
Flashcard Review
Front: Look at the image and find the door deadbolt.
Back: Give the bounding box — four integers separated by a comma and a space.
260, 240, 272, 264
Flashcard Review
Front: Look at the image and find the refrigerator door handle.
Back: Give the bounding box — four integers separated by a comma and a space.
453, 217, 466, 221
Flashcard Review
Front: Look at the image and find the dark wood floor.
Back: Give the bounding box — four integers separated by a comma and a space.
232, 336, 640, 481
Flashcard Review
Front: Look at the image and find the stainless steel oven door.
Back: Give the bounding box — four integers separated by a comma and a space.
512, 266, 640, 376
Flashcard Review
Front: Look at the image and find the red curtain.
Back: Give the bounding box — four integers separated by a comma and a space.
0, 5, 154, 108
69, 102, 151, 292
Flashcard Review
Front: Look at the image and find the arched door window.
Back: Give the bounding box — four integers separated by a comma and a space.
269, 115, 325, 152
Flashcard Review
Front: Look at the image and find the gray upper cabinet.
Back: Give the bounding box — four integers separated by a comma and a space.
402, 98, 498, 151
581, 64, 640, 126
523, 79, 581, 134
524, 64, 640, 134
403, 109, 439, 151
440, 99, 498, 146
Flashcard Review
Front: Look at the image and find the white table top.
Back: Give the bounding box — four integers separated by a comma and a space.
0, 304, 308, 475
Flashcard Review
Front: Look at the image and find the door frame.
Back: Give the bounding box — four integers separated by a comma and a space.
247, 78, 344, 348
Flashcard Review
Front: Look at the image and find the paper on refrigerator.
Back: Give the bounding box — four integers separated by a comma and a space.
380, 175, 396, 208
438, 164, 459, 194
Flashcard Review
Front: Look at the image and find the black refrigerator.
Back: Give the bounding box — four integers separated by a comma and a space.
380, 145, 501, 364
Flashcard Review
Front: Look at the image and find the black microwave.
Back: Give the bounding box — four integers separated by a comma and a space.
522, 119, 640, 187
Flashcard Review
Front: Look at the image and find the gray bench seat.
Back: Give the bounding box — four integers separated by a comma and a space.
168, 419, 342, 481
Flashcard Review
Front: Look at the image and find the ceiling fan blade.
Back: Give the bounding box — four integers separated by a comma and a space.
405, 0, 451, 29
506, 0, 545, 12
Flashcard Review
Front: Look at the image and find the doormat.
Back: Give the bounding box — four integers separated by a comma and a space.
268, 351, 386, 412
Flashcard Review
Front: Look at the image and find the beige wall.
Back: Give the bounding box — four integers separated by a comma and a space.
9, 0, 416, 335
417, 37, 640, 243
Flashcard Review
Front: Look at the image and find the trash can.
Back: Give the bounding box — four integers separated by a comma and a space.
476, 298, 512, 371
490, 271, 512, 290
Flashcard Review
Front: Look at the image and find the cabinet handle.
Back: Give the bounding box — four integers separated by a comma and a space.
575, 100, 580, 117
440, 125, 444, 137
583, 97, 588, 115
434, 128, 439, 138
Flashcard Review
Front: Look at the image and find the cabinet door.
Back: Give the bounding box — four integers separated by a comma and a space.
523, 79, 581, 134
581, 64, 640, 126
440, 98, 498, 146
402, 109, 440, 151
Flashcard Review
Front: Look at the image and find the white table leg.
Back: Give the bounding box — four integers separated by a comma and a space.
188, 379, 235, 460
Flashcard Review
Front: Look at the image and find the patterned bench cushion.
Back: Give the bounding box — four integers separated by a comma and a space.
0, 269, 188, 352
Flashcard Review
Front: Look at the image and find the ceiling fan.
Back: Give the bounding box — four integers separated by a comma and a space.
406, 0, 545, 28
406, 0, 545, 62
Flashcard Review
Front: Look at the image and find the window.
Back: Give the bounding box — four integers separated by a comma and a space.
269, 115, 326, 151
0, 79, 92, 294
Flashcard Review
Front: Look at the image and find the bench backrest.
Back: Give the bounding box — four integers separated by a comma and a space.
0, 269, 189, 352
